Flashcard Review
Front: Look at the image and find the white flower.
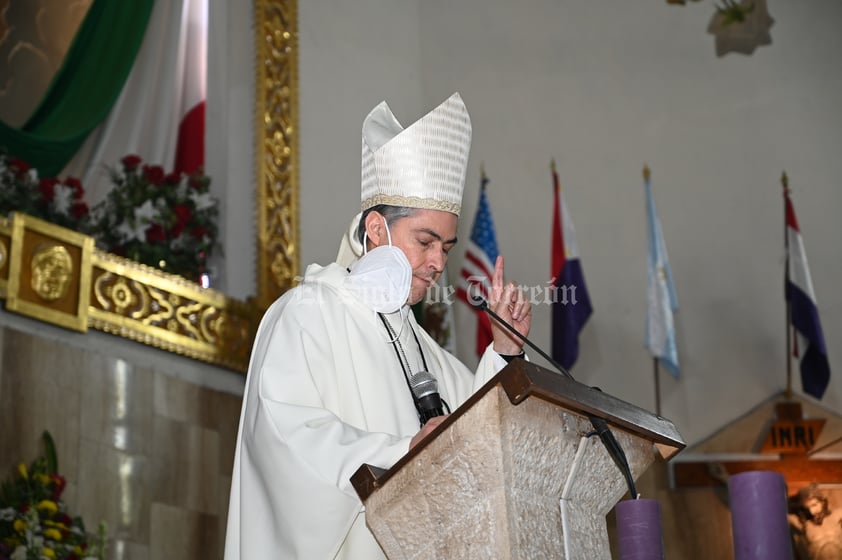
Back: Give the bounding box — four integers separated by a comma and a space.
175, 181, 189, 200
190, 190, 216, 212
116, 221, 144, 242
170, 234, 189, 251
11, 545, 27, 560
52, 184, 76, 215
0, 506, 16, 520
27, 168, 39, 183
134, 199, 158, 223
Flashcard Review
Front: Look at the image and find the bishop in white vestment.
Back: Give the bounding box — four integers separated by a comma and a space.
224, 93, 532, 559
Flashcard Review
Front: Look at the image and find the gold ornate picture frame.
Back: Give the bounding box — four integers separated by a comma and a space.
254, 0, 300, 310
5, 213, 94, 332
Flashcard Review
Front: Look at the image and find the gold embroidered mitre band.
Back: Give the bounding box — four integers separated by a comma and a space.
361, 92, 472, 216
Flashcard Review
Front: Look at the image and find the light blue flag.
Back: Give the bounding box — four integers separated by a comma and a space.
644, 168, 680, 377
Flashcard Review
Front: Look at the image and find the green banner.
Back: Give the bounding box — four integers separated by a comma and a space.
0, 0, 154, 176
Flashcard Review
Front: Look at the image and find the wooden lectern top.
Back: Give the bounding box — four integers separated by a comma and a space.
352, 359, 685, 501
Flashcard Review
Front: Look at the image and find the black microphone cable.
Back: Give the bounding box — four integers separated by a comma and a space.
472, 297, 638, 500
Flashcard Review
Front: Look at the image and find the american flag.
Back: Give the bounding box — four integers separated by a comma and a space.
457, 169, 499, 357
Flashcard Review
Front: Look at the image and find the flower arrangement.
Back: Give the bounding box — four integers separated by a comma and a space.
0, 432, 106, 560
0, 153, 91, 232
0, 151, 220, 284
87, 155, 220, 282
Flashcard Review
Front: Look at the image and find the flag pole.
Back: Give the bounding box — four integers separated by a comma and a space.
782, 171, 793, 399
643, 164, 663, 416
653, 358, 662, 416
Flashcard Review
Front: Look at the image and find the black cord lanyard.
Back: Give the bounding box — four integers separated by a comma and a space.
378, 312, 449, 425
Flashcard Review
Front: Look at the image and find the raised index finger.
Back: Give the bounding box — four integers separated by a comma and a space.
492, 255, 505, 294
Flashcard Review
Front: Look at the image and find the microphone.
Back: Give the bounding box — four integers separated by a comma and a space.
409, 370, 445, 425
472, 298, 575, 381
471, 296, 638, 499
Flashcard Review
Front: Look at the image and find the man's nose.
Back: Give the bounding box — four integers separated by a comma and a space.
428, 249, 445, 272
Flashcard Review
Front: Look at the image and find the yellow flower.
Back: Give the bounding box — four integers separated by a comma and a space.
42, 547, 57, 558
44, 528, 63, 541
34, 473, 51, 486
44, 519, 69, 531
13, 518, 27, 533
36, 500, 58, 515
17, 463, 27, 479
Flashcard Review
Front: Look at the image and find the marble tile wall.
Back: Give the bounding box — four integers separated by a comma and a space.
0, 325, 243, 560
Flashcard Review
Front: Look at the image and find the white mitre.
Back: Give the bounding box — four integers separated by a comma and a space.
337, 93, 472, 267
360, 92, 472, 216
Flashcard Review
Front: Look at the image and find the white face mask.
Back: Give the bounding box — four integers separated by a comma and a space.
344, 218, 412, 314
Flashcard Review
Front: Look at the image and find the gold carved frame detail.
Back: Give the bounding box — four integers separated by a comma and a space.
254, 0, 300, 310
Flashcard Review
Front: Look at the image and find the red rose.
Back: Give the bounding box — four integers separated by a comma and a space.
39, 178, 58, 201
9, 158, 30, 175
174, 204, 192, 225
121, 154, 142, 170
64, 177, 84, 199
71, 201, 89, 218
165, 171, 182, 185
142, 165, 165, 186
50, 473, 67, 498
145, 223, 167, 242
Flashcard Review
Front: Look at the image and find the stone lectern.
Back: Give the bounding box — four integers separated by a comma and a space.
351, 359, 685, 559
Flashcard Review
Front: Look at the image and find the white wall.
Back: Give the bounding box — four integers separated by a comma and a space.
295, 0, 842, 446
298, 0, 424, 268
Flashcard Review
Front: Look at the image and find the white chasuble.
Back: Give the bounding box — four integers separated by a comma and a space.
224, 263, 506, 559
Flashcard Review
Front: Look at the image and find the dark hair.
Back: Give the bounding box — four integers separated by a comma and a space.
356, 205, 418, 245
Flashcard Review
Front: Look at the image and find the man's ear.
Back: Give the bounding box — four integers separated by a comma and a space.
364, 211, 386, 247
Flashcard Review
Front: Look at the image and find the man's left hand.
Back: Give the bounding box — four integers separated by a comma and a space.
488, 255, 532, 355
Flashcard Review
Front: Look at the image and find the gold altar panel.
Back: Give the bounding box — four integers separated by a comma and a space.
89, 251, 256, 372
0, 213, 257, 373
5, 213, 93, 332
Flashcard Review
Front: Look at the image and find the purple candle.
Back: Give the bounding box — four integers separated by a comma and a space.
728, 470, 793, 560
616, 498, 665, 560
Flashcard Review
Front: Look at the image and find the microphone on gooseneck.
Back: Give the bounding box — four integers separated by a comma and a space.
471, 297, 638, 499
409, 370, 445, 425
